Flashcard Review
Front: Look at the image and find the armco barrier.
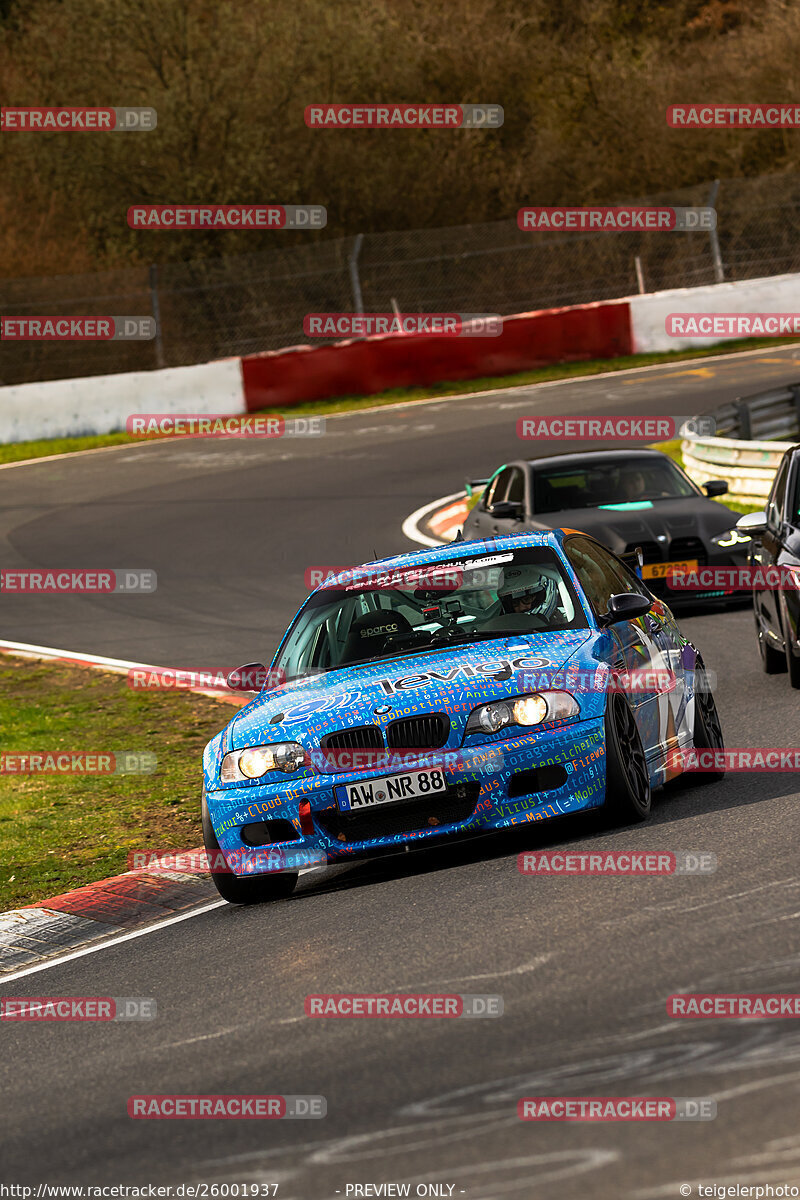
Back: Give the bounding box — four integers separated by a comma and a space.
0, 359, 245, 445
681, 435, 792, 505
239, 301, 632, 410
7, 268, 800, 443
629, 270, 800, 354
702, 384, 800, 442
681, 382, 800, 506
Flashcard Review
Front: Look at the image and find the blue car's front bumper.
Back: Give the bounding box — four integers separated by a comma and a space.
204, 716, 606, 875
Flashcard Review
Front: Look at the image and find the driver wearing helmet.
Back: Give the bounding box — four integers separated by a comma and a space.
498, 573, 561, 623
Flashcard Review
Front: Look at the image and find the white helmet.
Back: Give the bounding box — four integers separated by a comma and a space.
498, 574, 560, 621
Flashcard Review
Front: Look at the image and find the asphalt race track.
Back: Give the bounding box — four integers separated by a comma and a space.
3, 345, 800, 1197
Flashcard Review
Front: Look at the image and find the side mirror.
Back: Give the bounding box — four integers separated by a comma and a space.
600, 592, 653, 626
490, 500, 523, 520
464, 477, 489, 500
735, 510, 768, 537
226, 662, 268, 692
703, 480, 729, 497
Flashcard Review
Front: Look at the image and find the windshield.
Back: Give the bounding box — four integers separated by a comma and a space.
533, 457, 697, 513
273, 548, 587, 681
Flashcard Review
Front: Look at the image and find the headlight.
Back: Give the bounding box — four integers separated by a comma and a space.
511, 695, 549, 725
220, 742, 306, 782
469, 701, 512, 733
465, 691, 578, 734
711, 529, 752, 549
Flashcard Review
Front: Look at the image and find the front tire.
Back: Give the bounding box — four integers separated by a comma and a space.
786, 640, 800, 689
781, 595, 800, 688
691, 664, 725, 783
603, 693, 651, 824
202, 791, 298, 905
756, 608, 786, 674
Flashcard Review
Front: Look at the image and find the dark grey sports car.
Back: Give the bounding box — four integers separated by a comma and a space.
736, 442, 800, 686
461, 449, 751, 606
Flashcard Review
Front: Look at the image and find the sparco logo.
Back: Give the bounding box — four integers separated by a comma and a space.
361, 623, 399, 637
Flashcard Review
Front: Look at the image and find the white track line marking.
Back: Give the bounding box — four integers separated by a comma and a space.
282, 338, 800, 421
3, 342, 799, 474
0, 441, 151, 473
0, 638, 243, 703
157, 1025, 245, 1050
402, 490, 465, 547
0, 637, 173, 674
0, 900, 228, 984
1, 865, 324, 983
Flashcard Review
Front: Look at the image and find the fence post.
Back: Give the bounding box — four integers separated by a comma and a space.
707, 179, 724, 284
734, 397, 752, 440
390, 296, 405, 332
634, 255, 646, 294
790, 385, 800, 430
149, 263, 165, 368
348, 234, 365, 314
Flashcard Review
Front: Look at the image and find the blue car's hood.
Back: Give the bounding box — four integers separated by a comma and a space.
227, 630, 594, 750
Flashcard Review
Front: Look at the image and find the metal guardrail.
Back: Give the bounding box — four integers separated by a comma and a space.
681, 383, 800, 506
703, 384, 800, 441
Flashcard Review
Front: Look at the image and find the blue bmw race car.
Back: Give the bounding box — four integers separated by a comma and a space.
202, 530, 724, 903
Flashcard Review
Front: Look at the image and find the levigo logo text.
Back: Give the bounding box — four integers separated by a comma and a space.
376, 655, 551, 696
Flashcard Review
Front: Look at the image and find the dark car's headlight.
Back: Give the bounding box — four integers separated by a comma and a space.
220, 742, 306, 782
711, 528, 752, 549
465, 691, 579, 734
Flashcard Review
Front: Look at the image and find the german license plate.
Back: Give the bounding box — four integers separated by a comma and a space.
336, 768, 447, 812
642, 559, 699, 580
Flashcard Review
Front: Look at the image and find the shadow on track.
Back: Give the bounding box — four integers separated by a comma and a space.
246, 767, 795, 906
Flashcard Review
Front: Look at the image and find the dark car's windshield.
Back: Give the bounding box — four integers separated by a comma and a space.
273, 548, 587, 681
533, 457, 697, 513
791, 457, 800, 524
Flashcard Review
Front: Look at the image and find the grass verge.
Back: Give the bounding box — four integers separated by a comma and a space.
0, 336, 796, 467
0, 655, 229, 910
